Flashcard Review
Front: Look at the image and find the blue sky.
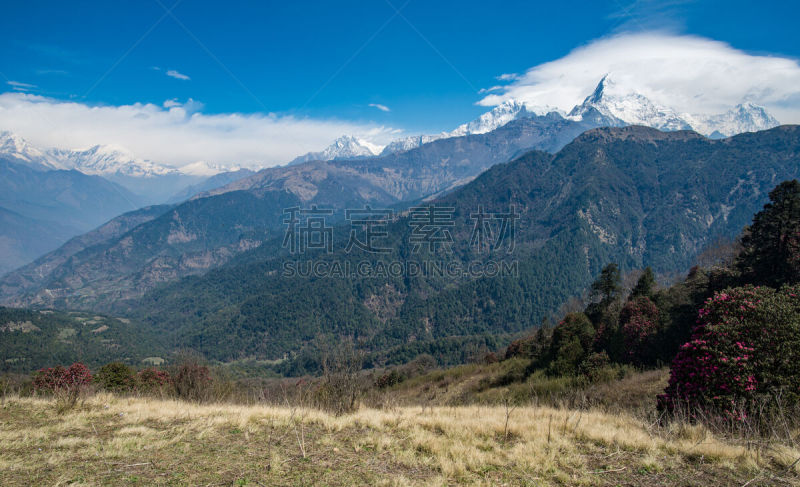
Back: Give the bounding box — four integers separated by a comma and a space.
1, 0, 799, 167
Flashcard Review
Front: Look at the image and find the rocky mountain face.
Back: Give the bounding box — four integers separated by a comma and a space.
0, 114, 605, 309
120, 125, 800, 366
205, 113, 603, 203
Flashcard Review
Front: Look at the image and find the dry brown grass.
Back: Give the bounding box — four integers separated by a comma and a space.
2, 392, 798, 486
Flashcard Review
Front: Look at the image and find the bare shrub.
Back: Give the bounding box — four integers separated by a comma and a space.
312, 338, 364, 415
172, 360, 212, 402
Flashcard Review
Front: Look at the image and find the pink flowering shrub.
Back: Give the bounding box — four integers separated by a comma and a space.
137, 368, 172, 392
658, 285, 800, 419
619, 296, 659, 366
33, 362, 92, 393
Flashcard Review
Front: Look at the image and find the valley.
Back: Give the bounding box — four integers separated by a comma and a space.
2, 15, 800, 484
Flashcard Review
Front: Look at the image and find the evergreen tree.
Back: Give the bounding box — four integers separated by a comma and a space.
591, 263, 622, 307
736, 180, 800, 287
546, 312, 595, 376
585, 263, 622, 326
630, 267, 656, 299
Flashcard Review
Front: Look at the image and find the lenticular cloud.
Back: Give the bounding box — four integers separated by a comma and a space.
479, 33, 800, 123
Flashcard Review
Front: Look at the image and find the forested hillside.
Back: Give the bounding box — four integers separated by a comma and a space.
121, 125, 800, 372
0, 114, 603, 309
0, 307, 163, 372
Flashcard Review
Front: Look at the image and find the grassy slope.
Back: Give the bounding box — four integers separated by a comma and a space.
367, 360, 672, 413
1, 392, 798, 486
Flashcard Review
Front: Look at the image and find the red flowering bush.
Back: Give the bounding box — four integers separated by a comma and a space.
137, 368, 172, 394
619, 296, 659, 366
658, 285, 800, 420
33, 362, 92, 393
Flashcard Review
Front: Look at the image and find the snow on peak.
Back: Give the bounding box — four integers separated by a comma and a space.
327, 135, 383, 158
0, 131, 62, 170
381, 100, 561, 155
179, 160, 237, 176
380, 134, 441, 155
565, 75, 781, 137
46, 144, 179, 178
0, 132, 185, 178
568, 75, 692, 131
289, 135, 384, 165
683, 102, 780, 138
449, 99, 559, 137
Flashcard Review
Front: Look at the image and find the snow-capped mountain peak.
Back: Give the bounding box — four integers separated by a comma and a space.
566, 75, 780, 137
0, 132, 237, 180
380, 134, 441, 155
568, 75, 692, 131
289, 135, 384, 165
0, 131, 63, 170
456, 99, 565, 137
683, 102, 780, 138
449, 99, 555, 137
326, 135, 383, 158
381, 100, 561, 155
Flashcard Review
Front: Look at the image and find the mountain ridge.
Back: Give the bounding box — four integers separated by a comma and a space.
379, 76, 780, 155
116, 125, 800, 367
0, 113, 607, 308
0, 157, 145, 276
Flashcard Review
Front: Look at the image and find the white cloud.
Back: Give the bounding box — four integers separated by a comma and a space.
0, 93, 401, 168
166, 69, 190, 81
368, 103, 390, 112
479, 33, 800, 123
496, 73, 518, 81
478, 85, 502, 94
7, 81, 37, 91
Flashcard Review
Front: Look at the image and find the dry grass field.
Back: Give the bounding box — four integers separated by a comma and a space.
2, 391, 799, 486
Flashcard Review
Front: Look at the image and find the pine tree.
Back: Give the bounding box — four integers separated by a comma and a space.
736, 180, 800, 287
590, 263, 622, 308
630, 267, 656, 299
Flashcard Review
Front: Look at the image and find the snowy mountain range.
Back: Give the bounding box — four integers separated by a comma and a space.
0, 131, 243, 179
566, 75, 780, 137
46, 145, 179, 178
683, 103, 781, 139
0, 131, 62, 170
366, 75, 781, 155
0, 74, 784, 181
0, 132, 252, 205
